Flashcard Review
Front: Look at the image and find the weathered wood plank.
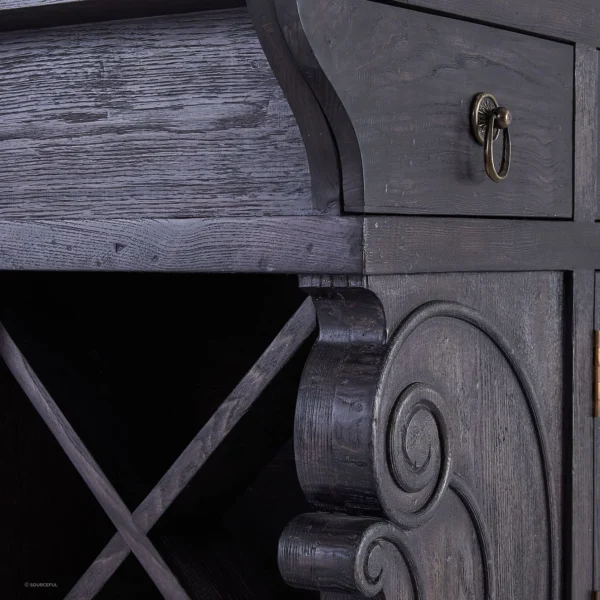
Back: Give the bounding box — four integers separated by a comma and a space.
1, 0, 239, 8
364, 218, 600, 274
6, 0, 600, 47
575, 46, 598, 222
0, 9, 315, 218
0, 1, 246, 32
569, 272, 595, 599
13, 216, 600, 275
66, 298, 316, 599
0, 323, 191, 600
385, 0, 600, 47
0, 217, 362, 273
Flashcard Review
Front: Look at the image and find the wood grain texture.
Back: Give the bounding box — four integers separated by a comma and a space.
364, 217, 600, 274
575, 46, 598, 222
283, 273, 564, 599
67, 298, 316, 599
367, 272, 564, 600
593, 274, 600, 597
0, 0, 241, 8
0, 0, 246, 32
274, 0, 364, 212
293, 0, 573, 217
247, 0, 342, 213
0, 217, 362, 273
0, 9, 316, 219
0, 323, 191, 600
385, 0, 600, 47
569, 271, 595, 599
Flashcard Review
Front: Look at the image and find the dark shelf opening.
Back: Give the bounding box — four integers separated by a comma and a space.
0, 272, 316, 599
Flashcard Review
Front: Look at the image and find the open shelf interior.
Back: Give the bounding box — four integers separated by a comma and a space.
0, 272, 316, 599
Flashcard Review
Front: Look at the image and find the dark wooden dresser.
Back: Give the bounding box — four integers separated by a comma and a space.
0, 1, 598, 599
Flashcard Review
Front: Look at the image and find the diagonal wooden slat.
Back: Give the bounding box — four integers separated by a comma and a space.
0, 324, 191, 600
66, 297, 317, 599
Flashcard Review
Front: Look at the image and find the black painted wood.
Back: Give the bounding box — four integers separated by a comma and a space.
0, 0, 597, 597
289, 0, 573, 218
0, 1, 246, 32
363, 218, 600, 274
12, 216, 600, 275
575, 46, 598, 223
67, 298, 316, 599
282, 273, 565, 599
369, 272, 564, 600
385, 0, 600, 48
0, 217, 362, 274
274, 0, 364, 213
5, 0, 600, 49
247, 0, 342, 214
593, 274, 600, 598
0, 8, 317, 219
0, 322, 191, 600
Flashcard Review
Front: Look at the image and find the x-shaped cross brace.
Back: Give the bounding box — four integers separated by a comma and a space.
0, 298, 316, 600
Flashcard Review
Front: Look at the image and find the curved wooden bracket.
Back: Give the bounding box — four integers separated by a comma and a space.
246, 0, 344, 214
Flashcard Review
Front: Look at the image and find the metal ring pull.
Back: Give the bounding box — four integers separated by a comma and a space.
471, 92, 512, 183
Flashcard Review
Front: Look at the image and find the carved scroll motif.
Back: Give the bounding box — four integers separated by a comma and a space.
279, 287, 555, 599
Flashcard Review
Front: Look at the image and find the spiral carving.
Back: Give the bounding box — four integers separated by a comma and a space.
283, 289, 555, 599
278, 512, 425, 599
385, 383, 454, 528
354, 520, 425, 599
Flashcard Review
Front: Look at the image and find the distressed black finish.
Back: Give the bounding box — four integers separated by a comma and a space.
247, 0, 342, 213
281, 273, 564, 599
385, 0, 600, 48
281, 0, 573, 217
1, 1, 599, 599
0, 8, 316, 219
0, 1, 247, 32
66, 298, 316, 599
0, 217, 361, 274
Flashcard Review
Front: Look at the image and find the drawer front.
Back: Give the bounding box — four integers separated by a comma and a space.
294, 0, 573, 217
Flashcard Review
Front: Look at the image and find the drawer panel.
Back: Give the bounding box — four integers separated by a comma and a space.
0, 8, 314, 219
296, 0, 574, 217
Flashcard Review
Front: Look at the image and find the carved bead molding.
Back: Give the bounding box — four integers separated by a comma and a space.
278, 285, 557, 599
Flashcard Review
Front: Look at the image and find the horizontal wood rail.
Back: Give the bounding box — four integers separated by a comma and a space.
0, 217, 362, 274
363, 218, 600, 274
4, 216, 600, 274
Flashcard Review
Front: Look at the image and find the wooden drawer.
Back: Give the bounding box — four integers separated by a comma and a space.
292, 0, 574, 217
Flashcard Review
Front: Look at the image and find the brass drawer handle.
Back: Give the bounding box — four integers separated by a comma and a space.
471, 92, 512, 183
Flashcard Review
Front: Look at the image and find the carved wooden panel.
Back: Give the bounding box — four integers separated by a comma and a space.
280, 273, 564, 599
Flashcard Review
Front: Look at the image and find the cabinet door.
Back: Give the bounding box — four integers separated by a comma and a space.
280, 272, 592, 599
371, 273, 565, 598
